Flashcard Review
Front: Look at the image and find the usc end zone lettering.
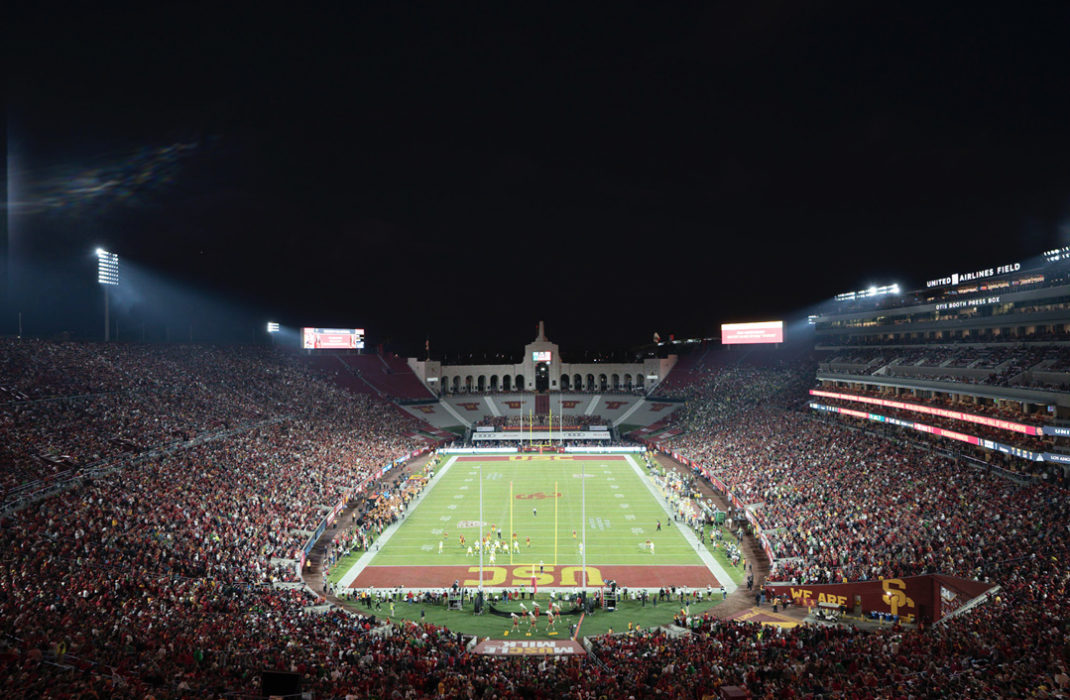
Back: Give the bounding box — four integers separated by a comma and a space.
462, 565, 605, 588
509, 455, 575, 461
514, 492, 562, 500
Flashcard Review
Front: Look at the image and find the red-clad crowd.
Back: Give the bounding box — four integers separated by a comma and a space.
0, 341, 423, 497
3, 341, 1070, 698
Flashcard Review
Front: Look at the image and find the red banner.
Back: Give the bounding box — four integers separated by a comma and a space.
809, 389, 1040, 436
764, 574, 995, 625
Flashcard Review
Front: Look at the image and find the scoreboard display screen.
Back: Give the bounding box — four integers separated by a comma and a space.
721, 321, 783, 345
302, 328, 365, 350
532, 351, 552, 362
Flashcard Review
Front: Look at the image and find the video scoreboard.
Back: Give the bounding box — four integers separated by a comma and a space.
302, 328, 365, 350
721, 321, 783, 345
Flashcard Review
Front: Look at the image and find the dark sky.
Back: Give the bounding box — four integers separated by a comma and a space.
5, 3, 1070, 356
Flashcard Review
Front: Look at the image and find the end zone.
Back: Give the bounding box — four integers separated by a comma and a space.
348, 564, 720, 590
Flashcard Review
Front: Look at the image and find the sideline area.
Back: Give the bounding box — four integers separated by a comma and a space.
336, 455, 459, 590
625, 454, 738, 593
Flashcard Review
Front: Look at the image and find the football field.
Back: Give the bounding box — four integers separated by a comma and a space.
338, 454, 731, 590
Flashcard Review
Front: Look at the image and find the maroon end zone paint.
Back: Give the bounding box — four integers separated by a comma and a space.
349, 565, 720, 589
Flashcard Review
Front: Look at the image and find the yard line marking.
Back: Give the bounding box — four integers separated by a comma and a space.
337, 455, 458, 589
625, 454, 737, 593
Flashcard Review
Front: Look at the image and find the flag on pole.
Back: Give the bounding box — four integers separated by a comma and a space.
653, 331, 661, 343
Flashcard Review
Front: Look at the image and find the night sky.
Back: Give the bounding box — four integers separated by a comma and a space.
5, 3, 1070, 357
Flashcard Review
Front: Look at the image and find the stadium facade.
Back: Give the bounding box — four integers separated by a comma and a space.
810, 246, 1070, 473
409, 321, 676, 395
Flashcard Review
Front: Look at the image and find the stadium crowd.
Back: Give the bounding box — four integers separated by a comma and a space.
0, 342, 426, 497
814, 384, 1059, 424
818, 344, 1070, 391
3, 341, 1070, 698
810, 394, 1054, 452
646, 359, 1069, 695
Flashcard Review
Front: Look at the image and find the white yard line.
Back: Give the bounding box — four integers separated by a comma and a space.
625, 454, 738, 593
337, 455, 458, 589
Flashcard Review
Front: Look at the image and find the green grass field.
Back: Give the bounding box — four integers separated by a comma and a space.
327, 453, 741, 638
371, 455, 700, 569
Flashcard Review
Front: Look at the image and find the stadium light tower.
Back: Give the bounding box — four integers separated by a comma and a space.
96, 249, 119, 341
478, 465, 484, 598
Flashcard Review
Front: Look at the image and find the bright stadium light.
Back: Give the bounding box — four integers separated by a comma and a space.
835, 283, 900, 302
96, 249, 119, 286
267, 321, 280, 333
95, 249, 119, 341
1045, 245, 1070, 263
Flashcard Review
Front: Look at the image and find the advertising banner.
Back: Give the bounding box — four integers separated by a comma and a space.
809, 390, 1041, 436
767, 575, 996, 625
471, 639, 586, 656
473, 430, 611, 441
809, 403, 1045, 461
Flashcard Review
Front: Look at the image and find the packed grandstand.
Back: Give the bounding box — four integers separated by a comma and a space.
2, 254, 1070, 699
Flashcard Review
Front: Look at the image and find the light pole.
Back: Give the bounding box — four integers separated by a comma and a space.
478, 464, 484, 596
96, 249, 118, 341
